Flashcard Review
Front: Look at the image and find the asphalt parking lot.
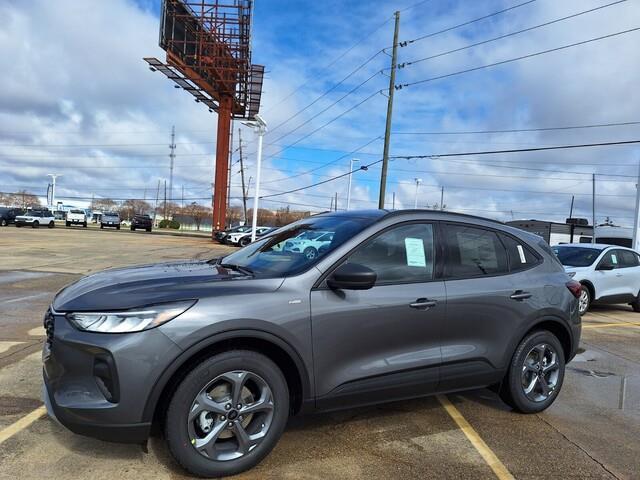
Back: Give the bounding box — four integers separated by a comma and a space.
0, 227, 639, 479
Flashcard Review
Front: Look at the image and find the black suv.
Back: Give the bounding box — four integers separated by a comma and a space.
0, 207, 23, 226
131, 214, 153, 232
43, 210, 581, 478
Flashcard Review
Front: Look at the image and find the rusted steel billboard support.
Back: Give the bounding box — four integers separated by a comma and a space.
212, 95, 233, 234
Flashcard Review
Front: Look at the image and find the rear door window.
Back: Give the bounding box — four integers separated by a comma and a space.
443, 224, 508, 278
618, 250, 639, 268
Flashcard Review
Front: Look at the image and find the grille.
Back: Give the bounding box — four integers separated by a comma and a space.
43, 309, 55, 345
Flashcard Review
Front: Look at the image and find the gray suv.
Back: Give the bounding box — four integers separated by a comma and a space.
42, 210, 581, 478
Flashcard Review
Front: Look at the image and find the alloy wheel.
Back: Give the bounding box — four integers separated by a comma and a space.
521, 343, 560, 402
578, 289, 589, 315
187, 370, 274, 462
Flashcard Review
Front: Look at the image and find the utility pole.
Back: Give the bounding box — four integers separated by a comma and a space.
632, 159, 640, 250
181, 185, 184, 209
334, 192, 338, 212
392, 192, 396, 210
592, 173, 596, 244
238, 128, 248, 223
440, 186, 444, 211
414, 178, 422, 209
347, 158, 359, 210
163, 179, 167, 219
378, 10, 400, 209
169, 126, 176, 204
153, 180, 160, 226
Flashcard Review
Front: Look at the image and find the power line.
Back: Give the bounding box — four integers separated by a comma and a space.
401, 0, 537, 46
263, 16, 393, 114
399, 0, 627, 68
398, 27, 640, 89
267, 50, 383, 135
393, 120, 640, 136
261, 139, 640, 198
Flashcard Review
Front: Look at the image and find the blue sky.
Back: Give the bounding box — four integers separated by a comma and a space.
1, 0, 639, 225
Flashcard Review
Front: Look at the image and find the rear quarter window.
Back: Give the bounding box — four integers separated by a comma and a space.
499, 233, 540, 271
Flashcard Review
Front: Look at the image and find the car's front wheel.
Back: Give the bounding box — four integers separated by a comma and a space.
578, 286, 590, 316
165, 350, 289, 478
303, 247, 317, 260
240, 237, 251, 247
500, 330, 565, 413
32, 221, 39, 229
2, 218, 9, 226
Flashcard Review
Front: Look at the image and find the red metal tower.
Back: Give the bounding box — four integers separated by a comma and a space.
145, 0, 264, 236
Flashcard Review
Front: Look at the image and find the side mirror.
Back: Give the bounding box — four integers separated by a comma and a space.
327, 263, 377, 290
597, 262, 615, 271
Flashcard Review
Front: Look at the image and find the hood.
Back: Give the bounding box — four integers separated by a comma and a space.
53, 260, 283, 312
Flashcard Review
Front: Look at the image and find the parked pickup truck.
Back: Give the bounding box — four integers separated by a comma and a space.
66, 209, 87, 228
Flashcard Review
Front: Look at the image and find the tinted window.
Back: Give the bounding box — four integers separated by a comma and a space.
346, 223, 435, 284
598, 250, 620, 269
499, 234, 539, 271
617, 250, 639, 268
444, 224, 508, 278
552, 246, 603, 267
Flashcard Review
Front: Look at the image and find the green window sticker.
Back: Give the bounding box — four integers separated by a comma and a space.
611, 254, 618, 264
405, 237, 426, 267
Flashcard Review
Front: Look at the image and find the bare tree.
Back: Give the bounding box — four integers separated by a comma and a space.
182, 202, 211, 231
119, 199, 152, 220
91, 198, 117, 212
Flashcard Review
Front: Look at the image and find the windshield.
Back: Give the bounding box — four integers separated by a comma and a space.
218, 214, 378, 277
70, 209, 84, 214
552, 246, 603, 267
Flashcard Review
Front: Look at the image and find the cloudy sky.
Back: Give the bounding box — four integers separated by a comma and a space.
1, 0, 639, 225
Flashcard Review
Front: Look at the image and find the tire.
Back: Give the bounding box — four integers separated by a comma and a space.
631, 293, 640, 312
1, 218, 8, 226
66, 221, 70, 227
165, 350, 289, 478
83, 222, 87, 228
48, 221, 55, 228
146, 227, 152, 232
116, 225, 120, 230
499, 330, 565, 413
578, 285, 591, 316
131, 226, 135, 231
240, 237, 251, 247
32, 221, 39, 229
16, 224, 21, 228
303, 247, 318, 260
100, 224, 104, 229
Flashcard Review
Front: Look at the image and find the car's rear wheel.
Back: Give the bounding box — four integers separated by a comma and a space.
83, 222, 87, 228
165, 350, 289, 478
146, 227, 152, 232
578, 286, 590, 316
100, 224, 104, 229
48, 221, 55, 228
500, 330, 565, 413
303, 247, 317, 260
630, 292, 640, 312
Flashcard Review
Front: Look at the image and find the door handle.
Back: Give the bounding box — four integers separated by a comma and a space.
409, 298, 437, 310
615, 273, 623, 277
510, 291, 532, 301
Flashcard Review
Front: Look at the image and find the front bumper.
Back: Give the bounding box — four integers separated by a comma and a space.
42, 309, 183, 443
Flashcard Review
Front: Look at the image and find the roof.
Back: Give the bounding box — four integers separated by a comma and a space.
554, 243, 635, 251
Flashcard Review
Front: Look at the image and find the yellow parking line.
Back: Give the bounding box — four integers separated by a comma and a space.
582, 322, 640, 329
0, 405, 46, 445
437, 395, 514, 480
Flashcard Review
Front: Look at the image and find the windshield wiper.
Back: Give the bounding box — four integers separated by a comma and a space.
218, 263, 255, 276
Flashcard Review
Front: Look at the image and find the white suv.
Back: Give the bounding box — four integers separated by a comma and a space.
15, 209, 56, 229
283, 230, 334, 260
552, 243, 640, 315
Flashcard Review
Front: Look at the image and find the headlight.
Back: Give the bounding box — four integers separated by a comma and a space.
67, 300, 195, 333
567, 272, 576, 278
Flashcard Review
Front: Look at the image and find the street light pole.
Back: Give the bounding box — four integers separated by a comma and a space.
414, 178, 422, 209
347, 158, 359, 211
632, 158, 640, 250
47, 174, 61, 211
243, 115, 267, 242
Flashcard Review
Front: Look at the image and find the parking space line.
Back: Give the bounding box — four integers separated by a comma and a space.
582, 322, 640, 329
0, 405, 46, 445
437, 395, 514, 480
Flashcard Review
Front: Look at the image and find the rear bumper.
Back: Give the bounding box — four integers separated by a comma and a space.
42, 311, 182, 443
